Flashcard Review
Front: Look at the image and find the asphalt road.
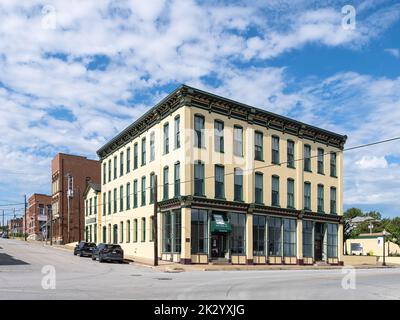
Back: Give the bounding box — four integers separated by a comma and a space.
0, 238, 399, 300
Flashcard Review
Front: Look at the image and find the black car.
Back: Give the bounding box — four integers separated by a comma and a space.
92, 243, 124, 263
74, 241, 96, 257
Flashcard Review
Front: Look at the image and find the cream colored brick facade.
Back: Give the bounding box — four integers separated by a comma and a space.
96, 85, 346, 265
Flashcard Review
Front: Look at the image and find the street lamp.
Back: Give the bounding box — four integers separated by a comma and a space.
382, 229, 387, 266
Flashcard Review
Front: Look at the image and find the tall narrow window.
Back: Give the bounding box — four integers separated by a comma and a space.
327, 223, 338, 258
254, 131, 263, 161
133, 179, 138, 208
272, 175, 280, 206
103, 163, 106, 184
191, 209, 208, 254
283, 219, 296, 257
253, 215, 266, 256
163, 166, 169, 200
268, 216, 282, 256
141, 218, 146, 242
194, 161, 204, 196
108, 159, 111, 182
174, 116, 180, 149
230, 213, 246, 254
174, 162, 180, 197
164, 122, 169, 154
150, 216, 154, 241
317, 184, 324, 213
318, 148, 324, 174
133, 143, 138, 169
255, 172, 263, 204
150, 173, 155, 204
234, 168, 243, 201
133, 219, 138, 242
127, 220, 131, 243
108, 191, 111, 215
141, 176, 146, 206
272, 136, 280, 164
94, 196, 97, 215
194, 115, 204, 148
287, 140, 295, 168
287, 179, 295, 208
119, 185, 123, 212
113, 188, 117, 213
304, 145, 311, 172
103, 192, 106, 216
304, 182, 311, 210
330, 187, 337, 214
150, 132, 155, 162
214, 120, 224, 153
126, 147, 131, 173
233, 125, 243, 156
120, 221, 124, 243
120, 152, 124, 176
113, 156, 117, 179
126, 183, 130, 210
141, 137, 146, 166
330, 152, 337, 177
303, 221, 313, 257
215, 165, 225, 199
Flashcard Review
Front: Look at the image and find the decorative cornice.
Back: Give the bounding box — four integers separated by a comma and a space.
97, 85, 347, 160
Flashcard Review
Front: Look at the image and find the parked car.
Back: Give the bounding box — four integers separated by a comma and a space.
92, 243, 124, 263
74, 241, 96, 257
1, 233, 9, 239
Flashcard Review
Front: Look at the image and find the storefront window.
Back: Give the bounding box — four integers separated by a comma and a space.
191, 209, 208, 254
268, 217, 282, 256
283, 218, 296, 256
303, 220, 313, 258
230, 212, 246, 254
163, 210, 181, 253
253, 215, 266, 256
327, 223, 338, 258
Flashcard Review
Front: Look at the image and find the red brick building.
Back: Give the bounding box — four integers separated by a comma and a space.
51, 153, 100, 244
26, 193, 52, 240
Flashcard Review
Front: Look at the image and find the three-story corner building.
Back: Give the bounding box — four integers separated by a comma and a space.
97, 85, 347, 266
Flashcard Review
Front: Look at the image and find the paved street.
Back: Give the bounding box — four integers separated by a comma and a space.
0, 238, 399, 300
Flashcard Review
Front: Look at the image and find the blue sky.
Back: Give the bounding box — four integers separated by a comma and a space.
0, 0, 399, 218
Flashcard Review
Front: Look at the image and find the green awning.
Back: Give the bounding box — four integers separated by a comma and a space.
211, 214, 231, 233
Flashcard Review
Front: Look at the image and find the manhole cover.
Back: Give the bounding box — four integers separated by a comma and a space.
130, 274, 142, 277
156, 277, 172, 280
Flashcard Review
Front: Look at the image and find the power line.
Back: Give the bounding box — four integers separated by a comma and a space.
81, 135, 400, 211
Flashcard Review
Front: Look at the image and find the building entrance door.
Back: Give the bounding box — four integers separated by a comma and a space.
314, 239, 322, 261
211, 234, 227, 259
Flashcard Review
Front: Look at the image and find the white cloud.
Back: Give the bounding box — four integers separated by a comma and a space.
355, 156, 388, 169
385, 48, 400, 58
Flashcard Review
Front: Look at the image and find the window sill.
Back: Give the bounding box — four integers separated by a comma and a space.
304, 169, 312, 173
287, 165, 296, 169
330, 175, 338, 178
214, 196, 226, 200
318, 172, 325, 176
271, 162, 280, 166
255, 158, 264, 162
271, 204, 281, 208
255, 202, 265, 206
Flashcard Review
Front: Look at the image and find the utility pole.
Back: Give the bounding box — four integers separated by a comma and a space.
24, 195, 27, 241
2, 209, 4, 233
78, 186, 81, 242
153, 175, 158, 267
50, 205, 53, 246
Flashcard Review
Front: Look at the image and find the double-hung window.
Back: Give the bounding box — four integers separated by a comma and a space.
287, 140, 295, 168
163, 166, 169, 200
141, 138, 146, 166
287, 179, 294, 208
304, 145, 311, 172
233, 125, 243, 156
215, 165, 225, 199
120, 152, 124, 176
174, 116, 180, 149
214, 120, 224, 153
133, 143, 138, 169
272, 175, 279, 206
194, 161, 204, 196
330, 152, 337, 177
150, 132, 155, 162
164, 123, 169, 154
126, 147, 131, 173
255, 172, 263, 204
141, 176, 146, 206
330, 187, 337, 214
317, 148, 324, 174
317, 184, 324, 213
304, 182, 311, 210
194, 115, 204, 148
234, 168, 243, 201
174, 162, 180, 197
272, 136, 280, 164
254, 131, 263, 161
